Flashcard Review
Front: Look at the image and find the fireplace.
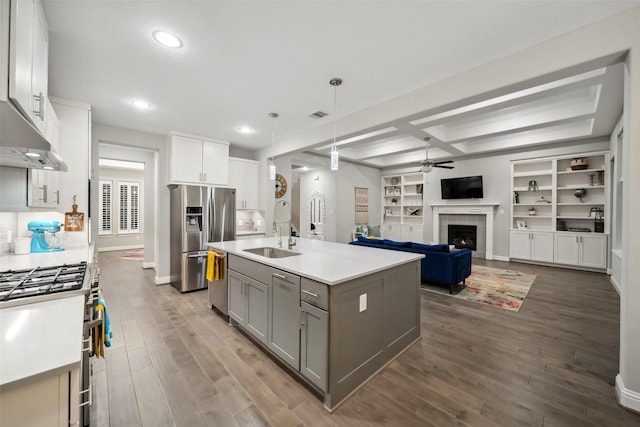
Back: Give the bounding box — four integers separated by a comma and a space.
448, 224, 477, 251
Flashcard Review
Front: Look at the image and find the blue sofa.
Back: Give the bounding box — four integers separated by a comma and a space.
349, 237, 472, 293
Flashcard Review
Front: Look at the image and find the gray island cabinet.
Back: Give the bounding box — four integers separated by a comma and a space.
209, 237, 423, 411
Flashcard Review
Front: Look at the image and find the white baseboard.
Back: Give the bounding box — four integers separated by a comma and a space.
493, 255, 510, 262
610, 276, 622, 295
98, 245, 144, 252
616, 374, 640, 413
142, 262, 155, 270
155, 275, 172, 285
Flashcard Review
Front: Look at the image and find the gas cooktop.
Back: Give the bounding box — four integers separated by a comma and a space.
0, 262, 87, 302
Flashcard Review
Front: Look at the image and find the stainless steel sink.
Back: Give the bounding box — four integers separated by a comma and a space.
243, 247, 301, 259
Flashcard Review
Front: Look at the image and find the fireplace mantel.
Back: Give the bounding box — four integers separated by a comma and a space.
430, 202, 499, 259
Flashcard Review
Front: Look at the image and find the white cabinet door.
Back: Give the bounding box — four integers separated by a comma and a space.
554, 233, 580, 265
554, 233, 607, 269
402, 225, 423, 243
170, 135, 204, 183
509, 231, 532, 259
8, 0, 35, 120
530, 232, 554, 263
384, 223, 401, 241
229, 158, 259, 209
169, 134, 230, 185
30, 0, 48, 134
45, 96, 59, 151
580, 234, 607, 269
202, 139, 229, 185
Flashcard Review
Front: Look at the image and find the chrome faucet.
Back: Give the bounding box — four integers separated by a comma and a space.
273, 200, 296, 249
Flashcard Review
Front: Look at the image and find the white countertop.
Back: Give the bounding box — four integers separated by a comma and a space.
208, 237, 423, 285
0, 244, 92, 271
0, 295, 85, 388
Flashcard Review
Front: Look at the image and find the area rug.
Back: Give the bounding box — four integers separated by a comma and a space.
421, 265, 537, 312
121, 248, 144, 260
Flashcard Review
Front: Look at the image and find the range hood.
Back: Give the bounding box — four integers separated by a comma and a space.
0, 100, 68, 171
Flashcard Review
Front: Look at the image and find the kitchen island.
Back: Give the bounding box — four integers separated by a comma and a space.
208, 237, 423, 411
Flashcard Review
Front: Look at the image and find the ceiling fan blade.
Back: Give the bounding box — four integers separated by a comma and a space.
434, 160, 454, 165
434, 164, 455, 169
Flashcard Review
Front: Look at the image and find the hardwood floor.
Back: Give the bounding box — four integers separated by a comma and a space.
91, 251, 640, 426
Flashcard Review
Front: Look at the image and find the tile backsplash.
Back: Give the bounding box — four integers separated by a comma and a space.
237, 210, 266, 234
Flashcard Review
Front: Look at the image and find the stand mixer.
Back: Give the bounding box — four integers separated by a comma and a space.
28, 220, 64, 252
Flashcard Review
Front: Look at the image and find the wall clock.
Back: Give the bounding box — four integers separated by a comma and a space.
275, 173, 287, 198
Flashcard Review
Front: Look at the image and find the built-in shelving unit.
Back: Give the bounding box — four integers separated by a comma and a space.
509, 152, 609, 270
382, 173, 425, 242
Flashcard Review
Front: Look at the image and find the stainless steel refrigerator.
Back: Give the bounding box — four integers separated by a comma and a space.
170, 186, 235, 300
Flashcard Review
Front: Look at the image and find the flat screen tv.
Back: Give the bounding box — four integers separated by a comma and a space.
441, 176, 484, 199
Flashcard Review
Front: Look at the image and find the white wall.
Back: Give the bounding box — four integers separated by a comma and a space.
297, 161, 381, 243
91, 124, 170, 284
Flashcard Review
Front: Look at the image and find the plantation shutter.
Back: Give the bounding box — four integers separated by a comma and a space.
99, 180, 113, 235
118, 182, 140, 234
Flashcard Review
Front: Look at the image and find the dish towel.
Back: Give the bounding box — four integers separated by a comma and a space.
93, 291, 113, 358
206, 251, 225, 281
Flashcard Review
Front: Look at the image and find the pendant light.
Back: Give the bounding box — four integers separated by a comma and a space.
329, 78, 342, 171
269, 112, 278, 180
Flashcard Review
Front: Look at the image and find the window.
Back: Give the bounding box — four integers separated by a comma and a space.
98, 179, 142, 236
99, 180, 113, 235
118, 182, 140, 234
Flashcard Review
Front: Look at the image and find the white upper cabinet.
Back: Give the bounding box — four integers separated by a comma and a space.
8, 0, 49, 135
168, 133, 229, 185
228, 157, 259, 209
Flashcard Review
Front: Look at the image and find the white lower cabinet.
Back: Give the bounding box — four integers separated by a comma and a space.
554, 233, 607, 269
383, 223, 401, 241
0, 368, 79, 427
401, 225, 423, 242
509, 231, 554, 263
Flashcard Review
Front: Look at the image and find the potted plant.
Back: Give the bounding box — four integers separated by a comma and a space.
528, 206, 537, 216
391, 198, 398, 206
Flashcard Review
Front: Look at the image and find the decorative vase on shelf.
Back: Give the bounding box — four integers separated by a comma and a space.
528, 180, 538, 191
528, 207, 536, 216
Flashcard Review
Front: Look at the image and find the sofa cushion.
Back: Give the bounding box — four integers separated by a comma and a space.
384, 240, 412, 248
411, 243, 450, 252
367, 225, 381, 237
358, 236, 384, 244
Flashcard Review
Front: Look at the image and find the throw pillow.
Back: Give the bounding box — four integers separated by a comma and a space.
367, 225, 381, 237
355, 225, 364, 233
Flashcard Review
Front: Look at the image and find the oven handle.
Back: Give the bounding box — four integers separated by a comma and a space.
79, 384, 92, 407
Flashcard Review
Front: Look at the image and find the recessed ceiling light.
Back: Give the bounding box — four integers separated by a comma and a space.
24, 152, 40, 157
43, 166, 54, 170
237, 126, 254, 134
131, 100, 151, 109
152, 30, 183, 48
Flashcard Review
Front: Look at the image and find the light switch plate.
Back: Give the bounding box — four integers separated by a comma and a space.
359, 293, 367, 312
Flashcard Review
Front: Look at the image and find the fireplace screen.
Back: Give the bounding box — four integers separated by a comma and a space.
448, 224, 477, 251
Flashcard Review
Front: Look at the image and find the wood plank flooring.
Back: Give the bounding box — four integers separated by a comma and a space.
91, 251, 640, 426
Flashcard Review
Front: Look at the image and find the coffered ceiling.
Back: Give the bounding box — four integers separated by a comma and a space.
310, 64, 624, 170
41, 1, 635, 170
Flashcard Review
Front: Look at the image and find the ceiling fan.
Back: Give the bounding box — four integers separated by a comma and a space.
418, 137, 454, 173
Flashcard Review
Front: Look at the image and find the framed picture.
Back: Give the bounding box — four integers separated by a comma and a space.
516, 220, 527, 230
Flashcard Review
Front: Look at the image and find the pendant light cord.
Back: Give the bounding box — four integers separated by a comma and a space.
330, 78, 342, 152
